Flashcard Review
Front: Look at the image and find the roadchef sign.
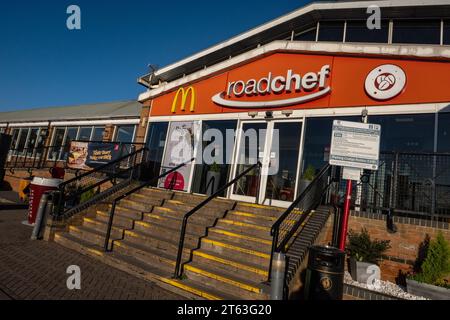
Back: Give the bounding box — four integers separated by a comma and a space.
212, 65, 331, 108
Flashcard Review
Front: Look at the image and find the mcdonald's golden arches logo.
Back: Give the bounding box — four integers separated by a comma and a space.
171, 86, 196, 113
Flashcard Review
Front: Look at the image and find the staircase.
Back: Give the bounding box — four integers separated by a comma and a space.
53, 187, 324, 300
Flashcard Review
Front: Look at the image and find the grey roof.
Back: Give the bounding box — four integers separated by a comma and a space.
0, 101, 141, 124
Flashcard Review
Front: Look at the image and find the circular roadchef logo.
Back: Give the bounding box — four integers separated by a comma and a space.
365, 64, 406, 100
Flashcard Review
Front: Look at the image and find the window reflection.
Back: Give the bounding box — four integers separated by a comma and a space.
318, 21, 345, 42
345, 20, 389, 43
393, 19, 441, 45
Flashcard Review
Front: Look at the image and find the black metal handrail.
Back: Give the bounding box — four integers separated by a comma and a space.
104, 158, 195, 251
54, 147, 147, 219
173, 161, 262, 279
268, 163, 333, 282
5, 145, 59, 170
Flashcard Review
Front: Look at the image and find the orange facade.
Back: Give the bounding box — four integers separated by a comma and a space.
149, 52, 450, 117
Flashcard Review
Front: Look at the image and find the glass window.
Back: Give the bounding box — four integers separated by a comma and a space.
49, 128, 65, 160
144, 122, 169, 183
192, 120, 238, 196
369, 114, 435, 153
115, 125, 135, 143
25, 128, 39, 156
302, 116, 359, 176
393, 19, 441, 45
78, 127, 93, 141
345, 20, 389, 43
16, 128, 30, 153
444, 20, 450, 45
438, 113, 450, 152
92, 126, 105, 141
318, 21, 345, 42
0, 127, 4, 134
10, 129, 20, 150
293, 27, 317, 41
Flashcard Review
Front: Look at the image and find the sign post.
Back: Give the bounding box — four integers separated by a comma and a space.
329, 120, 381, 251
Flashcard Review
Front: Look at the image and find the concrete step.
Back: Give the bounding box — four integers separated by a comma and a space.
112, 239, 190, 273
122, 229, 198, 258
172, 192, 234, 209
138, 187, 174, 200
105, 205, 143, 220
95, 210, 135, 229
143, 211, 217, 231
192, 249, 269, 283
68, 225, 122, 247
82, 216, 126, 235
207, 227, 273, 253
234, 202, 285, 218
215, 218, 271, 240
127, 193, 164, 207
133, 220, 204, 243
225, 210, 278, 227
163, 278, 239, 300
162, 200, 229, 218
150, 207, 219, 225
199, 237, 270, 268
184, 262, 268, 300
118, 198, 153, 212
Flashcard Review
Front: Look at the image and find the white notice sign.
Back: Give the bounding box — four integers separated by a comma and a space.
329, 120, 381, 170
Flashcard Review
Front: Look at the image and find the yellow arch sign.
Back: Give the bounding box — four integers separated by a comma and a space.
171, 86, 196, 113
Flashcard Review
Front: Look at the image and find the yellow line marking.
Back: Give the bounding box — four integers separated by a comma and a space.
168, 200, 184, 205
193, 251, 268, 276
184, 265, 261, 294
202, 239, 270, 259
160, 278, 222, 300
239, 202, 280, 210
209, 228, 272, 245
219, 219, 270, 231
86, 248, 104, 257
155, 206, 174, 212
229, 211, 276, 221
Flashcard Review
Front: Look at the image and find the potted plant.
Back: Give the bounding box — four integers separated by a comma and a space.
206, 161, 221, 195
347, 228, 391, 284
298, 165, 315, 195
406, 232, 450, 299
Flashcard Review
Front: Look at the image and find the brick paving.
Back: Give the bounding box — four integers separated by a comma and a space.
0, 209, 182, 300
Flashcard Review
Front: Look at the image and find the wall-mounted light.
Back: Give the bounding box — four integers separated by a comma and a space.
265, 111, 273, 119
281, 110, 293, 117
248, 111, 258, 118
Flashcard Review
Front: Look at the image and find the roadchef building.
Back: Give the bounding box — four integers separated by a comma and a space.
2, 0, 450, 299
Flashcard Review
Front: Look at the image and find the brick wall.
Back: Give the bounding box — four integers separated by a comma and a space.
318, 210, 450, 283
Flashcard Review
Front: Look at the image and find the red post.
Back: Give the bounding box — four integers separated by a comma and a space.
338, 179, 353, 250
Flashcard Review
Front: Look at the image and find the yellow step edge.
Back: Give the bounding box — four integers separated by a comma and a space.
107, 205, 132, 212
229, 211, 276, 221
184, 265, 261, 294
159, 278, 222, 300
203, 238, 270, 259
209, 228, 272, 245
144, 213, 167, 220
168, 200, 185, 205
154, 206, 174, 212
220, 219, 270, 231
239, 202, 274, 209
135, 220, 152, 228
193, 251, 268, 276
114, 241, 176, 266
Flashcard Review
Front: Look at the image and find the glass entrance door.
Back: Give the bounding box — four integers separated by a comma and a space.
230, 120, 303, 207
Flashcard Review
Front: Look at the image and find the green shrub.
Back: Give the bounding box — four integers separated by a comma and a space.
410, 232, 450, 288
302, 165, 316, 181
79, 186, 98, 204
209, 161, 221, 173
347, 228, 391, 265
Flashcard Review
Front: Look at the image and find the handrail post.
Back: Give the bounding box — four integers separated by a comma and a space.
267, 228, 279, 283
104, 200, 117, 251
174, 216, 189, 278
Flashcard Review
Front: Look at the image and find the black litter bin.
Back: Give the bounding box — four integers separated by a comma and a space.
304, 245, 345, 300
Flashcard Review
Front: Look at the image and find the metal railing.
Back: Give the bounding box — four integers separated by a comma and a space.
344, 151, 450, 219
268, 164, 333, 282
5, 145, 60, 171
52, 147, 148, 220
104, 158, 195, 251
173, 161, 262, 279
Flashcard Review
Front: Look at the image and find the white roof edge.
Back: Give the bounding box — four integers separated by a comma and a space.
139, 40, 450, 102
152, 0, 450, 78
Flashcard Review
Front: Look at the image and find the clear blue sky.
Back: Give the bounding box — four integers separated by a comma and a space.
0, 0, 311, 112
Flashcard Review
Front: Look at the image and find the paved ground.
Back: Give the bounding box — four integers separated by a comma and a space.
0, 209, 183, 300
